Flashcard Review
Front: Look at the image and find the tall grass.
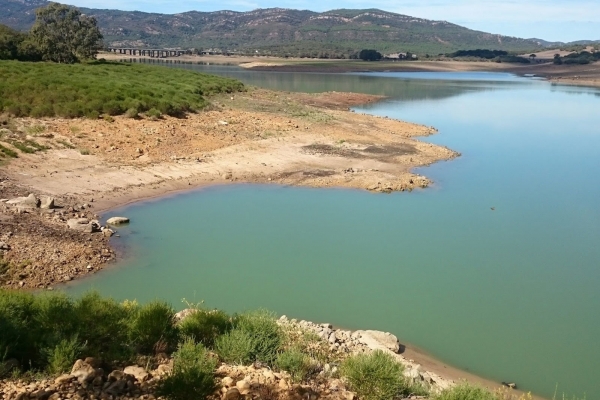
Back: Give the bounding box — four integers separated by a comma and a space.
0, 60, 245, 118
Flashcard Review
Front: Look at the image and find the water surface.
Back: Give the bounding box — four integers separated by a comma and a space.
69, 68, 600, 399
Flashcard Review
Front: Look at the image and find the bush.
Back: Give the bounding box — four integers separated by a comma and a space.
128, 301, 178, 354
215, 329, 255, 365
45, 337, 84, 374
146, 108, 162, 120
275, 348, 312, 383
340, 350, 406, 400
433, 383, 499, 400
0, 61, 245, 119
72, 292, 133, 362
179, 309, 232, 347
234, 310, 282, 365
125, 108, 139, 119
156, 338, 217, 400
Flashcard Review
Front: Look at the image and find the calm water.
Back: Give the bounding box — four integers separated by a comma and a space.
69, 66, 600, 399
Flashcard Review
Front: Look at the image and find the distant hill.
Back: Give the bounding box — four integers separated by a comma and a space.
0, 0, 551, 57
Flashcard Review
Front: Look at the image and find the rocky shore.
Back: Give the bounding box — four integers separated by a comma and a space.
0, 312, 455, 400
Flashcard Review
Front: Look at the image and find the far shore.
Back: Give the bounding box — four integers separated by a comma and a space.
100, 51, 600, 89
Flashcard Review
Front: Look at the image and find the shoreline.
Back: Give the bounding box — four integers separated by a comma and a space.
99, 52, 600, 89
1, 69, 548, 398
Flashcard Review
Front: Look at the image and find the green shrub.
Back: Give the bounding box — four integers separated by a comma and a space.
215, 329, 255, 365
233, 310, 282, 365
340, 350, 406, 400
0, 61, 244, 119
179, 309, 232, 347
125, 108, 139, 119
72, 292, 133, 362
433, 383, 498, 400
156, 338, 217, 400
0, 144, 18, 158
45, 337, 84, 374
275, 348, 312, 383
146, 108, 162, 120
79, 148, 90, 155
128, 301, 178, 354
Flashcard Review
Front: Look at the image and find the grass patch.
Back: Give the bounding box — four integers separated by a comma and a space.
79, 148, 90, 155
25, 125, 46, 135
0, 60, 245, 118
341, 350, 415, 400
179, 308, 233, 348
0, 144, 18, 158
275, 348, 313, 383
156, 338, 217, 400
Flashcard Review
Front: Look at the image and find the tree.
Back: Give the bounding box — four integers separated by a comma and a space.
553, 54, 562, 65
529, 53, 537, 62
30, 3, 103, 63
358, 49, 382, 61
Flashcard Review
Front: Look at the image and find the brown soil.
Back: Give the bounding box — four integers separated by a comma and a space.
0, 89, 455, 290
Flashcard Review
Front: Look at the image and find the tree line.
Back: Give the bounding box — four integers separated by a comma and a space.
0, 3, 103, 63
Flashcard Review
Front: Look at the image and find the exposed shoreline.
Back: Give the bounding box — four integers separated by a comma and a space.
100, 52, 600, 89
0, 76, 547, 398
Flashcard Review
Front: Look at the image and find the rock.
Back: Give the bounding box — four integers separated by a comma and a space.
279, 379, 289, 390
54, 374, 75, 385
235, 380, 250, 394
40, 197, 55, 209
154, 363, 172, 376
66, 218, 93, 233
225, 388, 241, 400
106, 217, 129, 225
105, 379, 127, 396
355, 330, 400, 353
123, 365, 150, 382
221, 377, 234, 388
262, 369, 275, 382
6, 194, 40, 208
71, 359, 96, 383
0, 241, 10, 250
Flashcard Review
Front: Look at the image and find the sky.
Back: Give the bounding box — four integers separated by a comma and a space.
62, 0, 600, 42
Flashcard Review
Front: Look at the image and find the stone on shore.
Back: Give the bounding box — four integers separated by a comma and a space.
67, 218, 100, 233
6, 194, 40, 208
40, 196, 55, 209
106, 216, 130, 225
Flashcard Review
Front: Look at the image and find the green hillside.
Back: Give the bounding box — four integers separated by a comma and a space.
0, 0, 546, 56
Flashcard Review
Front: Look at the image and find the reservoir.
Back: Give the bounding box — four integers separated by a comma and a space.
68, 66, 600, 399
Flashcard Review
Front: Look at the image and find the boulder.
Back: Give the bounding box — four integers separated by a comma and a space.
225, 388, 241, 400
71, 359, 96, 384
67, 218, 99, 233
6, 194, 40, 208
221, 377, 234, 388
355, 330, 400, 353
0, 241, 10, 250
235, 380, 251, 394
123, 365, 150, 382
40, 197, 55, 209
106, 217, 129, 225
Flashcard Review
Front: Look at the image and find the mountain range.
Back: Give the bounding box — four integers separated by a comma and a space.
1, 0, 597, 57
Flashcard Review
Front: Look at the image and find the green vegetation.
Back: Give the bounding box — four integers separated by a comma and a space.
30, 3, 103, 63
275, 348, 313, 382
1, 3, 542, 58
0, 60, 244, 118
433, 383, 500, 400
179, 308, 233, 347
449, 49, 509, 59
156, 338, 217, 400
358, 49, 383, 61
558, 51, 600, 65
340, 350, 410, 400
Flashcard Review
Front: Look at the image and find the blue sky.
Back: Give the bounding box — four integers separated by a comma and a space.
66, 0, 599, 42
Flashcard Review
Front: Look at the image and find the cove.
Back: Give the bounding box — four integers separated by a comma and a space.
67, 68, 600, 399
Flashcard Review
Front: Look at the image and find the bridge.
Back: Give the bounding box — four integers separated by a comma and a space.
106, 48, 187, 58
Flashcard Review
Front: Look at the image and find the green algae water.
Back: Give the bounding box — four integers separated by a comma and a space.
68, 68, 600, 399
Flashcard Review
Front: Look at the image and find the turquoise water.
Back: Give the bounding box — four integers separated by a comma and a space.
68, 69, 600, 399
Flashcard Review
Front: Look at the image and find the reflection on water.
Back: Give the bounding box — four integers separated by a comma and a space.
71, 67, 600, 399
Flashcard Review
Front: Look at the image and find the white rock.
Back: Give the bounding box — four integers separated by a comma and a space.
106, 217, 129, 225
